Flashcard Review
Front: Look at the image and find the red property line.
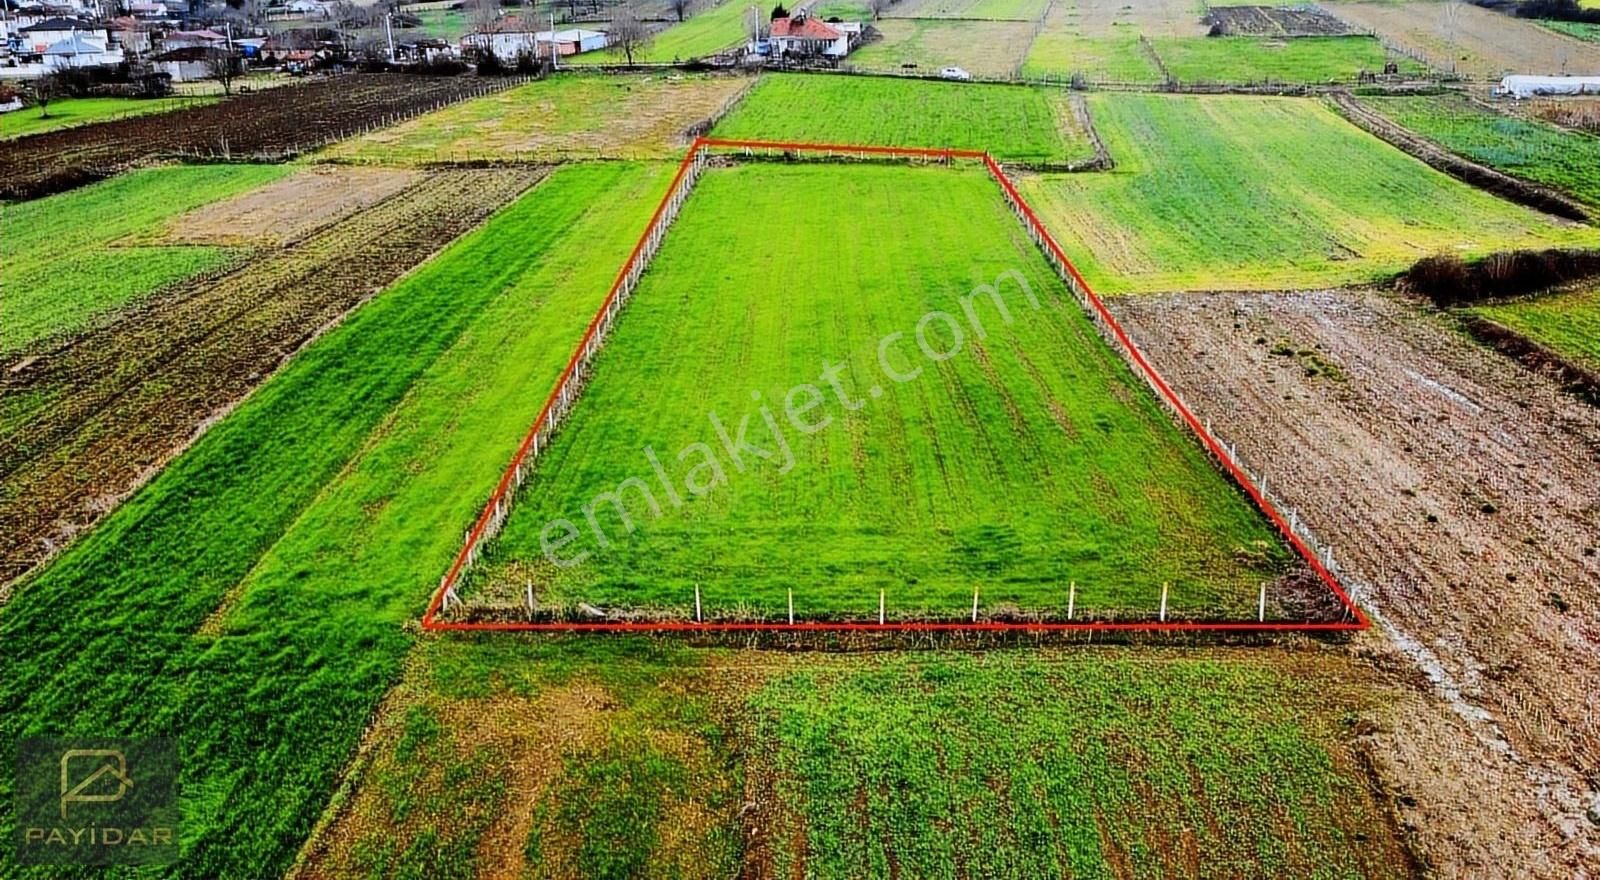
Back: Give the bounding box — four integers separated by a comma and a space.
421, 137, 1369, 634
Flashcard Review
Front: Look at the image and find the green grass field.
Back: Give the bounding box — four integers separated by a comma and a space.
300, 639, 1415, 878
0, 162, 674, 877
1537, 19, 1600, 42
847, 19, 1036, 78
476, 162, 1294, 621
1021, 32, 1166, 83
321, 73, 749, 163
711, 74, 1097, 163
0, 163, 289, 352
886, 0, 1049, 19
1156, 36, 1427, 84
569, 0, 748, 63
1019, 94, 1599, 293
0, 95, 216, 139
1468, 283, 1600, 374
1360, 94, 1600, 207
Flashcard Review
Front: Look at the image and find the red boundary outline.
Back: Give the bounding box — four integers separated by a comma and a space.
420, 137, 1370, 634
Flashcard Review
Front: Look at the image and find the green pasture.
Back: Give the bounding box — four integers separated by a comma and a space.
0, 162, 673, 877
711, 74, 1097, 163
1468, 283, 1600, 374
480, 162, 1293, 621
0, 163, 288, 352
1019, 94, 1599, 293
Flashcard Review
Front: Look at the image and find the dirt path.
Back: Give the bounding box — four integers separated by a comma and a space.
1111, 288, 1600, 877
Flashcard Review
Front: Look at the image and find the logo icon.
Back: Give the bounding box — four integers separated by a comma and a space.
59, 749, 132, 819
14, 737, 178, 866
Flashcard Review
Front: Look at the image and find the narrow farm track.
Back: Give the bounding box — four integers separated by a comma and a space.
1111, 289, 1600, 877
0, 73, 523, 200
0, 167, 547, 592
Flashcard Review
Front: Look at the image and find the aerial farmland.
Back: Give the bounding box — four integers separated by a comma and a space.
2, 0, 1599, 877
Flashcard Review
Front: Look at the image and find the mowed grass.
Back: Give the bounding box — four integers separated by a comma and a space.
1020, 94, 1599, 293
0, 163, 290, 352
746, 651, 1416, 878
848, 19, 1036, 78
0, 163, 674, 877
569, 0, 747, 63
482, 163, 1293, 621
1361, 93, 1600, 207
1468, 283, 1600, 374
1022, 31, 1166, 83
1156, 35, 1428, 83
0, 95, 215, 139
711, 74, 1097, 163
321, 73, 749, 163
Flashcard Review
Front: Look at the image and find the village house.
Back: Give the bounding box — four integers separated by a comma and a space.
768, 12, 857, 58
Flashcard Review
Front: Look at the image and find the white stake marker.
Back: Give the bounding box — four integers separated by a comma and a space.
788, 588, 794, 626
1258, 582, 1267, 623
694, 584, 702, 623
972, 585, 980, 623
878, 589, 885, 625
1067, 581, 1076, 621
1159, 582, 1169, 622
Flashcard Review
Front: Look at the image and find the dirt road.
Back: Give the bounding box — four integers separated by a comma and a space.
1111, 288, 1600, 877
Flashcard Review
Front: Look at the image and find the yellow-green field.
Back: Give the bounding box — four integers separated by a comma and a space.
1020, 94, 1599, 293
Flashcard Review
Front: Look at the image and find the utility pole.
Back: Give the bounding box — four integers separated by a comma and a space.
384, 10, 394, 62
549, 10, 557, 70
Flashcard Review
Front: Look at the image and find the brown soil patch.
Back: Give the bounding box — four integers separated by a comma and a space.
1326, 2, 1600, 82
156, 166, 421, 247
1111, 288, 1600, 877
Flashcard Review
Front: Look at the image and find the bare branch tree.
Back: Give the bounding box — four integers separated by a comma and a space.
869, 0, 890, 19
205, 49, 240, 96
670, 0, 689, 21
606, 10, 652, 65
31, 71, 67, 119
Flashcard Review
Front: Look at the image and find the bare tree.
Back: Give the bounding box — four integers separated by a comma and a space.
470, 0, 499, 35
206, 49, 240, 96
607, 10, 652, 65
869, 0, 890, 19
669, 0, 689, 21
32, 71, 67, 119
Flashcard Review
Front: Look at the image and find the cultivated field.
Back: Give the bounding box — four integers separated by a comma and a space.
0, 95, 215, 139
0, 73, 512, 200
155, 165, 422, 246
1361, 93, 1600, 206
710, 74, 1097, 163
0, 163, 675, 876
848, 19, 1036, 77
882, 0, 1049, 20
1021, 32, 1166, 82
568, 0, 749, 62
1066, 0, 1206, 36
0, 163, 289, 353
0, 166, 546, 587
1468, 282, 1600, 373
1327, 0, 1600, 79
1018, 94, 1599, 293
322, 73, 752, 163
463, 163, 1302, 622
297, 639, 1418, 878
1156, 35, 1427, 84
1112, 288, 1600, 875
1205, 4, 1355, 37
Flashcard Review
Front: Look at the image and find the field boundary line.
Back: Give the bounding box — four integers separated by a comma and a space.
421, 137, 1369, 633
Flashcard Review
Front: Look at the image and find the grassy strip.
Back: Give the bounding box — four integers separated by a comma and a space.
1537, 19, 1600, 42
745, 650, 1414, 877
0, 162, 672, 876
1468, 283, 1600, 374
711, 74, 1096, 163
1156, 35, 1427, 84
320, 73, 749, 164
569, 0, 748, 63
0, 164, 290, 352
1021, 32, 1165, 83
1359, 94, 1600, 208
1019, 94, 1599, 294
482, 163, 1290, 620
0, 96, 217, 140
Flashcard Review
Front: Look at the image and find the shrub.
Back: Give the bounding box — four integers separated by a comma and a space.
1402, 248, 1600, 305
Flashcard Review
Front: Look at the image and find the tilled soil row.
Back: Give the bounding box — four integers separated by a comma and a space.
0, 166, 548, 592
0, 74, 529, 201
1110, 288, 1600, 877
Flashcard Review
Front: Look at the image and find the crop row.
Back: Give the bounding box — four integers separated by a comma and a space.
0, 163, 673, 876
0, 167, 546, 589
0, 73, 526, 200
